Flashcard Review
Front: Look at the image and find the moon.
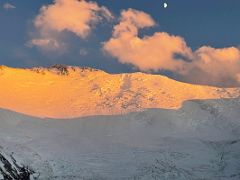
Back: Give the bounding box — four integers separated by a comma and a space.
164, 2, 168, 8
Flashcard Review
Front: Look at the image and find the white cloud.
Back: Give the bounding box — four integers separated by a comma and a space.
3, 3, 16, 10
80, 48, 88, 56
27, 38, 62, 50
103, 9, 192, 72
182, 46, 240, 86
30, 0, 113, 50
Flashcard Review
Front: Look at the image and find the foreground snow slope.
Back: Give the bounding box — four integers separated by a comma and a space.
0, 65, 240, 118
0, 98, 240, 179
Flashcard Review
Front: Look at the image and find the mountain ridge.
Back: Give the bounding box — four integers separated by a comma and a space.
0, 65, 240, 118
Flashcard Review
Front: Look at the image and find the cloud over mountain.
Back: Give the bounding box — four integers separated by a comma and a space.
27, 3, 240, 87
103, 9, 240, 87
183, 46, 240, 86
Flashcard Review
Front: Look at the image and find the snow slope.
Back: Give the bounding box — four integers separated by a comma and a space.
0, 98, 240, 179
0, 65, 240, 118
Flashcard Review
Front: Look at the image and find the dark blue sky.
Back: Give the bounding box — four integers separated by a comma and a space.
0, 0, 240, 73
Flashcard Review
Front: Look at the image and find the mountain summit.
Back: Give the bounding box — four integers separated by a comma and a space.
0, 65, 239, 118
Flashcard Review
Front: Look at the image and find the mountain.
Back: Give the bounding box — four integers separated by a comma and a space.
0, 98, 240, 179
0, 65, 240, 118
1, 65, 240, 179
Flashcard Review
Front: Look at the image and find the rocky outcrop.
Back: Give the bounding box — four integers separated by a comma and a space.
0, 151, 34, 180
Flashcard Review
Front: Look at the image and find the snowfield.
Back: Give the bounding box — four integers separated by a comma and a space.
0, 98, 240, 179
0, 65, 240, 119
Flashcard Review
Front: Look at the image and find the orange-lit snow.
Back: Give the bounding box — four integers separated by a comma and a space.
0, 65, 239, 118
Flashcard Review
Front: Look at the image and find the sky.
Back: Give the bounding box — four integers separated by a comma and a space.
1, 0, 240, 86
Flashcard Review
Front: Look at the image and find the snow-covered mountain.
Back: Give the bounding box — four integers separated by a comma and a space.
0, 98, 240, 179
0, 65, 240, 179
0, 65, 240, 118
